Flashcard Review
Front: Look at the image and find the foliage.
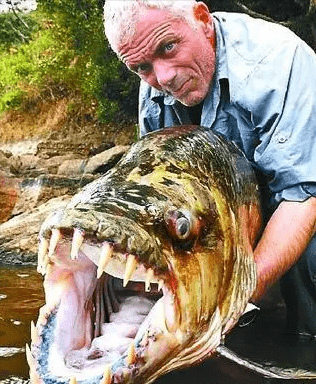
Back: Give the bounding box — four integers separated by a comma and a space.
36, 0, 140, 122
0, 2, 38, 48
0, 13, 76, 114
0, 0, 139, 122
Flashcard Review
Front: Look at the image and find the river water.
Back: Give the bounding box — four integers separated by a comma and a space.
0, 265, 44, 381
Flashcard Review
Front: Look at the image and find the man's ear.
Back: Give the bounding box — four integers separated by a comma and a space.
193, 2, 214, 43
193, 2, 211, 25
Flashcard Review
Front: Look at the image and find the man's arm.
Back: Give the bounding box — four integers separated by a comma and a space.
251, 196, 316, 302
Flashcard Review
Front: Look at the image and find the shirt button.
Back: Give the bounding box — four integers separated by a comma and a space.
278, 136, 287, 143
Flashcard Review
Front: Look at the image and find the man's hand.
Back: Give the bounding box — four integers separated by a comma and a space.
252, 196, 316, 302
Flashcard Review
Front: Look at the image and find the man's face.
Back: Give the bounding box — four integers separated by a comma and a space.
117, 7, 216, 107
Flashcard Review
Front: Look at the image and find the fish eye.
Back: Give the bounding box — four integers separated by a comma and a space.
175, 216, 191, 239
165, 209, 193, 240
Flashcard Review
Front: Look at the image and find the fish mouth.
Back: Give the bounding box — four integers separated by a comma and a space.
28, 211, 190, 384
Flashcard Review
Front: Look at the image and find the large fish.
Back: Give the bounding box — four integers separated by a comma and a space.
27, 125, 262, 384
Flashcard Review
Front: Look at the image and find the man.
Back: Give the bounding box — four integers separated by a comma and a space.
103, 0, 316, 338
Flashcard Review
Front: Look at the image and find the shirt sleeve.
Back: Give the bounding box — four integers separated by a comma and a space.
242, 38, 316, 205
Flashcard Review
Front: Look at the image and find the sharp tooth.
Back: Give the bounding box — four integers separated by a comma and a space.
48, 229, 61, 257
123, 255, 138, 287
26, 343, 43, 384
69, 377, 77, 384
100, 365, 112, 384
37, 306, 48, 325
29, 368, 42, 384
38, 303, 57, 325
97, 242, 113, 278
25, 343, 34, 367
145, 268, 154, 292
70, 228, 84, 260
158, 279, 164, 292
126, 342, 137, 366
37, 256, 48, 276
37, 238, 49, 274
31, 321, 39, 345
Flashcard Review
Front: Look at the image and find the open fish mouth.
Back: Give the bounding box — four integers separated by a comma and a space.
27, 126, 262, 384
30, 215, 183, 384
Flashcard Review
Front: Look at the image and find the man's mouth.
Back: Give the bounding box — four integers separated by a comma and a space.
169, 78, 192, 98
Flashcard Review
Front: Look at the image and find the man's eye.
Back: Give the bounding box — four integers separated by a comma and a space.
163, 42, 175, 53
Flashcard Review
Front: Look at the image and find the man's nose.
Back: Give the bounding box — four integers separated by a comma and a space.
154, 60, 176, 88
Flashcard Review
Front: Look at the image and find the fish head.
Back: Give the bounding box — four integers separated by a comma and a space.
29, 126, 261, 384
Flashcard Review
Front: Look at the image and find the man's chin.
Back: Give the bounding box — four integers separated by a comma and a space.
176, 93, 206, 107
160, 87, 207, 107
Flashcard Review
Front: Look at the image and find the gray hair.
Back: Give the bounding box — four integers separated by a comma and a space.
104, 0, 198, 54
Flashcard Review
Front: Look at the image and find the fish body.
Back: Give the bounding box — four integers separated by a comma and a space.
29, 125, 262, 384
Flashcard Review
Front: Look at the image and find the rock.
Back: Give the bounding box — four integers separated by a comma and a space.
0, 139, 40, 156
0, 150, 26, 175
37, 140, 94, 158
57, 158, 87, 176
85, 145, 129, 174
0, 171, 19, 223
0, 196, 71, 264
40, 154, 85, 174
11, 174, 96, 216
0, 150, 16, 174
0, 133, 130, 265
56, 146, 129, 176
88, 142, 115, 156
19, 154, 39, 171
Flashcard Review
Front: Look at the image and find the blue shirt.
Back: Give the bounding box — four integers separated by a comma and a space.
138, 12, 316, 207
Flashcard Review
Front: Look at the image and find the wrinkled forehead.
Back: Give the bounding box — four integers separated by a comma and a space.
117, 8, 187, 61
122, 8, 187, 43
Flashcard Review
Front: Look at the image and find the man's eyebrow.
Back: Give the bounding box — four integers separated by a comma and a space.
153, 32, 179, 55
